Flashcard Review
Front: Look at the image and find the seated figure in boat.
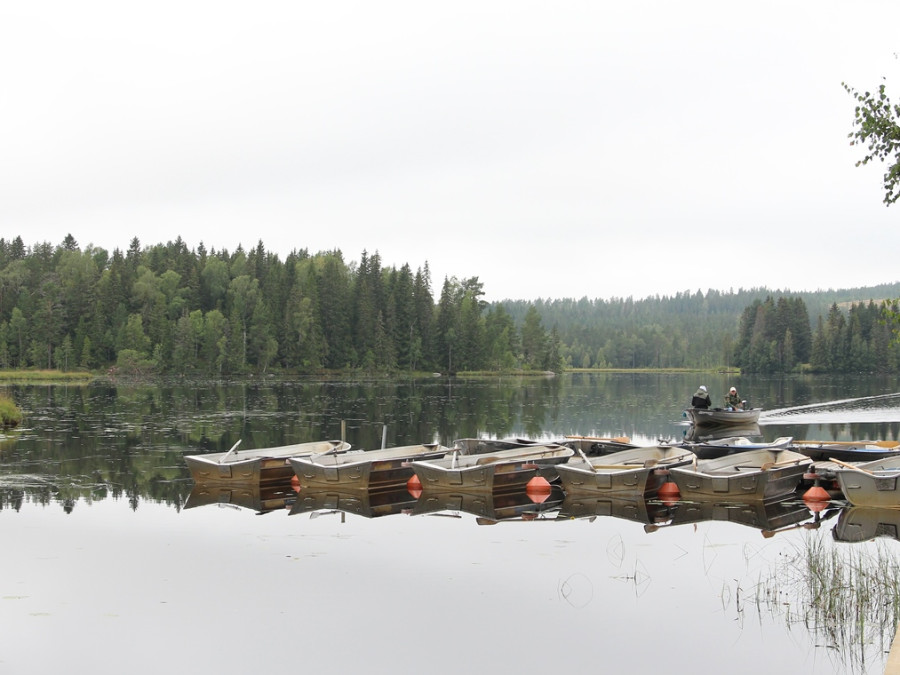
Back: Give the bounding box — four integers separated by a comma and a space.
691, 385, 712, 409
724, 387, 743, 410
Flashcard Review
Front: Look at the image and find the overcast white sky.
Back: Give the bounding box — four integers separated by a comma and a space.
1, 1, 898, 302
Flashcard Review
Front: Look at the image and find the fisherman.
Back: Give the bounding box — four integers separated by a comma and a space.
724, 386, 743, 410
691, 385, 712, 409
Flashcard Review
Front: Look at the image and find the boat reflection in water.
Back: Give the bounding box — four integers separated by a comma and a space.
832, 506, 900, 543
184, 473, 889, 547
556, 493, 672, 525
289, 486, 419, 519
409, 486, 565, 524
682, 423, 761, 444
185, 480, 297, 515
643, 498, 816, 536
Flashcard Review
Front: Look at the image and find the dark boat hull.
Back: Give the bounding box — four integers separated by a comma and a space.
684, 407, 761, 427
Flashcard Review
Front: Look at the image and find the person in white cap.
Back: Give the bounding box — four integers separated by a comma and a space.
691, 385, 712, 409
724, 386, 743, 410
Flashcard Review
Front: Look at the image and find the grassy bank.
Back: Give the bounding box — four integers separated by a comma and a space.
0, 370, 95, 383
566, 367, 736, 374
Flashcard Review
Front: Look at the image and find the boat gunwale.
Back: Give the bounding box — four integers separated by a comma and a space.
410, 444, 573, 471
669, 448, 811, 477
290, 443, 449, 470
185, 440, 351, 467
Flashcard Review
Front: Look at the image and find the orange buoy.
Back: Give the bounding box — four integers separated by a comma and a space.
407, 474, 422, 499
803, 485, 831, 503
290, 475, 300, 492
658, 481, 680, 506
806, 499, 828, 513
526, 476, 552, 503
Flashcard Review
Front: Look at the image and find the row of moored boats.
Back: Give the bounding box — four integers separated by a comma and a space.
183, 433, 900, 508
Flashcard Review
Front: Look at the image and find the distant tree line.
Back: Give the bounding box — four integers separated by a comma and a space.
808, 300, 900, 373
733, 296, 813, 373
499, 289, 900, 373
0, 235, 562, 376
732, 295, 900, 373
0, 235, 897, 376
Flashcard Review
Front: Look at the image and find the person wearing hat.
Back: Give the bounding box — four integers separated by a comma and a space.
691, 385, 712, 409
724, 386, 743, 410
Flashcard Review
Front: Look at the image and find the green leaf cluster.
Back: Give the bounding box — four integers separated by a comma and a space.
844, 78, 900, 205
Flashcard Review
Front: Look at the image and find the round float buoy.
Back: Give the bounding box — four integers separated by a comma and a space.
659, 480, 681, 500
806, 499, 828, 514
407, 474, 422, 499
658, 481, 680, 505
526, 476, 552, 504
290, 475, 300, 492
803, 485, 831, 503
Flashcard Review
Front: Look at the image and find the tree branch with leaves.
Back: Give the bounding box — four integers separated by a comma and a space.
843, 75, 900, 205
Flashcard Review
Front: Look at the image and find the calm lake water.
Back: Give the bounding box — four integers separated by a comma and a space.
3, 373, 900, 675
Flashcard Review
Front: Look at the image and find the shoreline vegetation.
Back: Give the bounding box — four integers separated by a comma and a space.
0, 370, 95, 382
0, 367, 735, 384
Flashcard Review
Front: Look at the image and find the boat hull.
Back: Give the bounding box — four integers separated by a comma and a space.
562, 436, 637, 456
667, 449, 810, 501
684, 407, 761, 427
409, 445, 574, 492
792, 442, 900, 463
555, 446, 695, 497
685, 436, 793, 460
451, 438, 543, 455
184, 440, 351, 484
832, 454, 900, 507
289, 444, 449, 491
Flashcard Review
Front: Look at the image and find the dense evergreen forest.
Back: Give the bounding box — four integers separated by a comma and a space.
0, 235, 898, 376
498, 284, 900, 373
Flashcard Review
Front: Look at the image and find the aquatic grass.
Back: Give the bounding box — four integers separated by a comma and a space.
0, 394, 22, 427
754, 534, 900, 674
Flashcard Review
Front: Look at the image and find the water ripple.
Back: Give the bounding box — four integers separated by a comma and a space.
760, 393, 900, 424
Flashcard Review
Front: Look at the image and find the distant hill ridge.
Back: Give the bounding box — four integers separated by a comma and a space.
495, 282, 900, 328
491, 282, 900, 371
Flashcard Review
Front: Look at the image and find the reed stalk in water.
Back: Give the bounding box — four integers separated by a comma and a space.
754, 534, 900, 673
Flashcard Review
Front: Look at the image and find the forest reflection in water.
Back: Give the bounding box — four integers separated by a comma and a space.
4, 373, 900, 675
